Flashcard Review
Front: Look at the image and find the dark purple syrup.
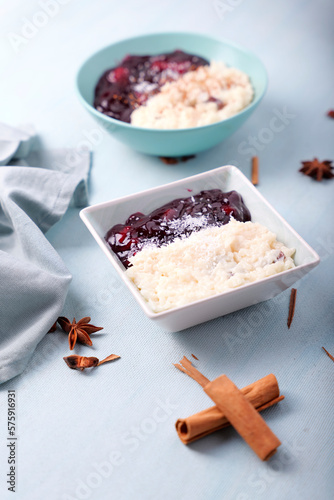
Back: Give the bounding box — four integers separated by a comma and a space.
94, 50, 209, 123
105, 189, 251, 268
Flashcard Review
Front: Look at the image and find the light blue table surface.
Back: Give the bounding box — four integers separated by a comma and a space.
0, 1, 333, 499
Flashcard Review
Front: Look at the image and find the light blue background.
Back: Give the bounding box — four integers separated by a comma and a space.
0, 1, 333, 499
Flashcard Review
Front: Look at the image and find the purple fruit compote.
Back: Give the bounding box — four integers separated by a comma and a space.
105, 189, 251, 269
94, 50, 209, 123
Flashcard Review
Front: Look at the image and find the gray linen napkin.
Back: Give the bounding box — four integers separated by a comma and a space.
0, 123, 91, 383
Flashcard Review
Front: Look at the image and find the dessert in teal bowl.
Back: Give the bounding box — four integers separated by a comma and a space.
76, 32, 267, 157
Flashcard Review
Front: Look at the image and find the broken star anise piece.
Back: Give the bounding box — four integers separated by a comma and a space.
159, 156, 179, 165
322, 347, 334, 363
57, 316, 103, 350
63, 355, 99, 371
48, 321, 57, 333
97, 354, 121, 366
299, 158, 334, 181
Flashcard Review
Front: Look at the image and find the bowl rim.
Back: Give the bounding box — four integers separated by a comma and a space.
75, 31, 268, 133
80, 165, 320, 320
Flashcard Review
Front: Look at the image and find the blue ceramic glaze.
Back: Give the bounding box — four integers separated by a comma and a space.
76, 32, 268, 156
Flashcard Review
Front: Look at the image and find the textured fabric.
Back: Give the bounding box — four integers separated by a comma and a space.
0, 128, 91, 383
0, 122, 36, 166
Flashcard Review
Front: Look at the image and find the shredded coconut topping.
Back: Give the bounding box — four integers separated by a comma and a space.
131, 61, 254, 129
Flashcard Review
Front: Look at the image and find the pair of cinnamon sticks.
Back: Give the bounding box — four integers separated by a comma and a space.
174, 357, 284, 461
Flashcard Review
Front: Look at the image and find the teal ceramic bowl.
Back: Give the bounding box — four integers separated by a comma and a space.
76, 32, 267, 157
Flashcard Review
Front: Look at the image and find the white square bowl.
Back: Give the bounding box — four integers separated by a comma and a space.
80, 166, 319, 332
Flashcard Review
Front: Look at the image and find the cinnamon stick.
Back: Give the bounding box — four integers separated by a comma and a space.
176, 374, 284, 444
174, 357, 282, 460
252, 156, 259, 185
287, 288, 297, 328
204, 375, 281, 460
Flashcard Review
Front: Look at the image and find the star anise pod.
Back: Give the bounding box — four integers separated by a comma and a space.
63, 353, 120, 371
63, 355, 99, 371
299, 158, 334, 181
57, 316, 103, 350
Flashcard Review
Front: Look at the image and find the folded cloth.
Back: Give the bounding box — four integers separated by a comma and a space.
0, 122, 36, 166
0, 123, 91, 383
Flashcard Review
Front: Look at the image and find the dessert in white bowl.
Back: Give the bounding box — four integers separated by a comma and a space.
104, 187, 295, 313
80, 166, 319, 332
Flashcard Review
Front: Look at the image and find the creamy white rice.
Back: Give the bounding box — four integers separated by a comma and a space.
130, 62, 254, 129
125, 220, 295, 313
